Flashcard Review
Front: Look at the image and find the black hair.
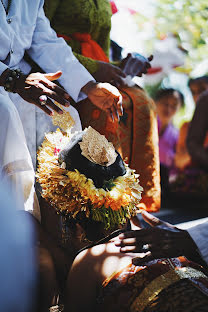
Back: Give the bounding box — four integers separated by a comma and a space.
154, 88, 184, 106
188, 75, 208, 87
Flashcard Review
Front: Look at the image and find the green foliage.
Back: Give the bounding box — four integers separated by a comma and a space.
155, 0, 208, 72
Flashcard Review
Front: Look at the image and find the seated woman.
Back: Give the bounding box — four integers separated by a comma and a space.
154, 88, 184, 203
170, 76, 208, 197
37, 127, 208, 312
43, 0, 160, 213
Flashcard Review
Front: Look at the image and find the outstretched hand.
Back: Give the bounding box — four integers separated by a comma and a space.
120, 53, 153, 77
115, 211, 198, 265
93, 61, 127, 88
15, 71, 71, 115
81, 81, 123, 122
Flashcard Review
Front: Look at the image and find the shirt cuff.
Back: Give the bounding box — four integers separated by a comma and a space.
58, 59, 95, 102
187, 221, 208, 265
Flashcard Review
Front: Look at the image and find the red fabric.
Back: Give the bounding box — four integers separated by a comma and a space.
57, 32, 109, 63
110, 1, 118, 14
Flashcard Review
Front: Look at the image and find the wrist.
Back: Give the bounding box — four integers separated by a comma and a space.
81, 80, 97, 95
0, 69, 10, 86
0, 68, 24, 93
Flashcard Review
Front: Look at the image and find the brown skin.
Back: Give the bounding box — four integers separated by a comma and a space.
93, 54, 153, 88
156, 91, 182, 136
115, 211, 200, 265
0, 69, 123, 122
81, 81, 123, 122
20, 210, 72, 312
120, 53, 153, 77
189, 80, 208, 104
174, 80, 208, 170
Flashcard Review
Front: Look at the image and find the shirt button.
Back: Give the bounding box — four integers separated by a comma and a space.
7, 18, 12, 24
10, 49, 14, 54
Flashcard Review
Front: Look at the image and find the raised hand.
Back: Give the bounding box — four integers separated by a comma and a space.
93, 61, 127, 88
15, 71, 71, 115
120, 53, 153, 77
81, 81, 123, 122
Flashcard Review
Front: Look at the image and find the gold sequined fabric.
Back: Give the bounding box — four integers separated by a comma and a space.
96, 257, 208, 312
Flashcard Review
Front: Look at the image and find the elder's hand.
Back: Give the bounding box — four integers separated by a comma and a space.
121, 53, 153, 77
115, 211, 198, 265
15, 71, 71, 115
82, 81, 123, 122
93, 61, 127, 88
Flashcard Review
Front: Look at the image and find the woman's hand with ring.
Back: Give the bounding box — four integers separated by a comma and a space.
115, 211, 199, 264
14, 71, 71, 115
81, 81, 123, 122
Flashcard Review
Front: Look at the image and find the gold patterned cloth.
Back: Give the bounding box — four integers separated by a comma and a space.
96, 257, 208, 312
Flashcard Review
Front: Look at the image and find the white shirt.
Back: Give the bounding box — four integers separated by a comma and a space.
0, 0, 95, 167
0, 0, 93, 101
0, 0, 94, 218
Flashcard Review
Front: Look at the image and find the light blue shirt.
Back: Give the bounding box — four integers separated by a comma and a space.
0, 0, 94, 102
0, 0, 95, 167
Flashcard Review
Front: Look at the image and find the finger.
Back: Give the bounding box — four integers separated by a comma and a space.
112, 75, 126, 88
120, 246, 137, 253
107, 108, 114, 122
110, 102, 119, 122
115, 237, 137, 247
115, 67, 127, 78
119, 229, 153, 240
44, 71, 62, 81
41, 77, 71, 101
148, 55, 153, 62
44, 98, 63, 114
35, 102, 53, 116
38, 84, 70, 107
115, 94, 123, 116
141, 211, 163, 227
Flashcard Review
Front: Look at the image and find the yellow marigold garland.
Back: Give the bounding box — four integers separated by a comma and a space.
37, 129, 143, 229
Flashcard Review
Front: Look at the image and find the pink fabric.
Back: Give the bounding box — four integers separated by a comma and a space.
158, 117, 179, 168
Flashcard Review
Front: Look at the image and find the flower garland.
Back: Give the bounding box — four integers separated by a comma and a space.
37, 129, 143, 229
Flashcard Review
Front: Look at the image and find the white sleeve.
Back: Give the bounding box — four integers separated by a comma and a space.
27, 2, 95, 102
0, 62, 8, 77
187, 221, 208, 265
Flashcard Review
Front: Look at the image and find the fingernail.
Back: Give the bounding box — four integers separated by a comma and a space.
120, 106, 123, 115
111, 113, 114, 122
119, 233, 124, 239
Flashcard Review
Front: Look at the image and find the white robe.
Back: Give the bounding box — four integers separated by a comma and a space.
0, 0, 94, 219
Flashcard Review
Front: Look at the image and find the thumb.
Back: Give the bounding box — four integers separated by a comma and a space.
44, 70, 62, 81
148, 55, 153, 62
141, 211, 163, 227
